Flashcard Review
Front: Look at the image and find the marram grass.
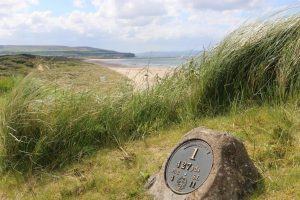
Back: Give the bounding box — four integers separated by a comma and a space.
0, 76, 180, 171
194, 14, 300, 111
2, 12, 300, 172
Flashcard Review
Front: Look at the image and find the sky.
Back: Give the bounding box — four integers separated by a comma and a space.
0, 0, 298, 53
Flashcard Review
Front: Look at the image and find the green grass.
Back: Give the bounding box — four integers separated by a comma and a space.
153, 15, 300, 117
1, 11, 300, 200
0, 58, 131, 172
0, 56, 131, 169
0, 105, 298, 199
0, 76, 20, 94
3, 13, 300, 172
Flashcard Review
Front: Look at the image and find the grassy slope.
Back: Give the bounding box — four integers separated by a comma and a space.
0, 55, 130, 95
0, 105, 299, 199
1, 13, 300, 200
32, 59, 131, 93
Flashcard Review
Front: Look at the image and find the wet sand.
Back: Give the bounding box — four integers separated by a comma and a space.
85, 59, 173, 89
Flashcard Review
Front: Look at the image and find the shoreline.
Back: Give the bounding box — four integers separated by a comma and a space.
84, 58, 178, 68
84, 59, 173, 89
84, 59, 134, 68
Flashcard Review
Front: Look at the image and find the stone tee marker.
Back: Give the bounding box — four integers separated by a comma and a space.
145, 127, 260, 200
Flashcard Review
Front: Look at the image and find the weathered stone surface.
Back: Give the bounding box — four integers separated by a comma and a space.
146, 127, 260, 200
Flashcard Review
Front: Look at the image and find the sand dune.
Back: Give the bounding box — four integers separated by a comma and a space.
85, 59, 173, 89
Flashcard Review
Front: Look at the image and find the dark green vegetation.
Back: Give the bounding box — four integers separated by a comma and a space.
0, 45, 135, 58
0, 13, 299, 199
0, 54, 38, 76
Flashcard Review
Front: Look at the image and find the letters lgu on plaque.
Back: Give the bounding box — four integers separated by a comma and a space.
164, 139, 213, 195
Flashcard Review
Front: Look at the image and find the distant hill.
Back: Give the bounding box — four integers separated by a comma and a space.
0, 45, 135, 58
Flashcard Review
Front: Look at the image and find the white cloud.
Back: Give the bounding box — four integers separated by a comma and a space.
0, 0, 38, 16
73, 0, 85, 8
178, 0, 261, 11
93, 0, 166, 19
86, 0, 267, 41
26, 11, 57, 33
0, 0, 280, 51
85, 0, 254, 41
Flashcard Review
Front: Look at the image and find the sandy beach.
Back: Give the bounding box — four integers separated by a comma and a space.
85, 59, 173, 89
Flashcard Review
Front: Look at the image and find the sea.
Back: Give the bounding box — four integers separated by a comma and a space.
98, 57, 190, 68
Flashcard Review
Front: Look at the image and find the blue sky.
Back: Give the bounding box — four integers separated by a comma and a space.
0, 0, 299, 53
29, 0, 97, 15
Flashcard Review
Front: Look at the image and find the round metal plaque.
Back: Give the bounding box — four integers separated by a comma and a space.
164, 139, 213, 195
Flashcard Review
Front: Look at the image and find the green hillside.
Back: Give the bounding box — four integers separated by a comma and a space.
0, 45, 135, 58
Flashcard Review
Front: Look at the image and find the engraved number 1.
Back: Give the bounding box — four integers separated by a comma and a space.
190, 148, 199, 160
